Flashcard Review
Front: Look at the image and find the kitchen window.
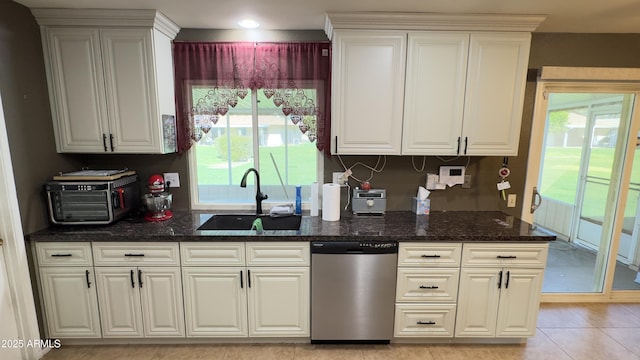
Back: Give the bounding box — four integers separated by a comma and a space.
187, 84, 323, 210
173, 42, 331, 210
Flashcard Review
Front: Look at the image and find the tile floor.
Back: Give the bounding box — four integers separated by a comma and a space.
40, 303, 640, 360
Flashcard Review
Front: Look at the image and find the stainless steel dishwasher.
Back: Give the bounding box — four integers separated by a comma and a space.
311, 241, 398, 343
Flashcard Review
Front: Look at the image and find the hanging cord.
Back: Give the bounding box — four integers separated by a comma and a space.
464, 155, 471, 170
344, 182, 352, 210
411, 156, 427, 172
337, 155, 387, 183
436, 155, 462, 163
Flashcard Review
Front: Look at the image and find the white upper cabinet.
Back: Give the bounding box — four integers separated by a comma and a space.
34, 9, 180, 154
331, 30, 407, 155
402, 32, 469, 155
462, 33, 531, 156
326, 13, 543, 156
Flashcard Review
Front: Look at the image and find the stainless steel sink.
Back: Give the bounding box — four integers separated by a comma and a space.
197, 214, 302, 231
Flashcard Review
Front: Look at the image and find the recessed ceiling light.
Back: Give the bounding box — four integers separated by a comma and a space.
238, 19, 260, 29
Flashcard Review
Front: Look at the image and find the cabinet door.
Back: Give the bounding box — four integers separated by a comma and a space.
332, 30, 406, 155
455, 268, 501, 337
247, 267, 309, 337
496, 268, 544, 337
402, 32, 469, 155
39, 267, 101, 338
95, 267, 144, 338
462, 32, 531, 156
182, 267, 248, 337
138, 267, 185, 337
100, 28, 162, 153
43, 27, 109, 153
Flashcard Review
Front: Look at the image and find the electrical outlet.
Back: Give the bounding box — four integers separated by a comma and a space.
163, 172, 180, 188
507, 194, 516, 208
462, 174, 472, 189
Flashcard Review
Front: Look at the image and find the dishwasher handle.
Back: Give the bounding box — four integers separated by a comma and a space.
311, 241, 398, 254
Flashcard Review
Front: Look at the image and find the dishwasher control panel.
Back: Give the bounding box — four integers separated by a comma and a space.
311, 241, 398, 254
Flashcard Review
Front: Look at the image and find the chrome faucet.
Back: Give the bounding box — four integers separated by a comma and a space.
240, 168, 268, 215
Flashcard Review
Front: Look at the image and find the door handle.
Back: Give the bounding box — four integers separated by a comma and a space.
240, 270, 244, 289
138, 270, 143, 288
505, 271, 510, 289
498, 270, 503, 289
419, 285, 439, 289
417, 321, 436, 325
109, 134, 115, 152
103, 134, 108, 152
130, 269, 135, 288
530, 186, 542, 214
248, 269, 251, 288
85, 270, 92, 288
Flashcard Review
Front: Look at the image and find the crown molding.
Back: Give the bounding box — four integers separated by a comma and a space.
31, 8, 181, 39
325, 12, 546, 39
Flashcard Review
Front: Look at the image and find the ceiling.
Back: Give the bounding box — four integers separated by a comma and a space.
12, 0, 640, 33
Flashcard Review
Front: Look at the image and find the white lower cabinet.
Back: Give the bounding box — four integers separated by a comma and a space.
247, 267, 309, 337
36, 242, 101, 339
394, 243, 461, 339
95, 267, 185, 338
182, 267, 247, 337
39, 267, 101, 338
455, 243, 548, 338
181, 242, 310, 338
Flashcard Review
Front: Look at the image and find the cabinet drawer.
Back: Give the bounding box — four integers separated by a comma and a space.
394, 304, 456, 337
398, 243, 461, 267
461, 243, 548, 268
246, 242, 309, 266
93, 242, 179, 266
36, 242, 93, 266
181, 242, 245, 266
396, 269, 459, 303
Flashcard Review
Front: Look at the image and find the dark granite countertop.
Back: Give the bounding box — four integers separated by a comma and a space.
26, 210, 556, 243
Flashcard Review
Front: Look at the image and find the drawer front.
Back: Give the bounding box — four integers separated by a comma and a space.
396, 268, 459, 303
398, 243, 462, 267
246, 242, 309, 266
181, 242, 245, 266
36, 242, 93, 266
462, 243, 549, 268
394, 304, 456, 337
93, 242, 179, 266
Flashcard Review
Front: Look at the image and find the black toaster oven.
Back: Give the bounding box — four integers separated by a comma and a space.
45, 174, 139, 225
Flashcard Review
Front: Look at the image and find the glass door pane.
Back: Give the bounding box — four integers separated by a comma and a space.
537, 93, 634, 293
613, 131, 640, 290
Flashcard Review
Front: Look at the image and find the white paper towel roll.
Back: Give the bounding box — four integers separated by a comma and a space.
310, 182, 319, 217
322, 183, 341, 221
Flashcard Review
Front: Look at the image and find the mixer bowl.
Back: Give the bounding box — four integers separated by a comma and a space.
142, 192, 173, 221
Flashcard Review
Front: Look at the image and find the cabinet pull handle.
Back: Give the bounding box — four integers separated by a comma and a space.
498, 270, 503, 289
240, 270, 244, 289
109, 134, 115, 152
124, 253, 145, 257
419, 285, 439, 289
130, 269, 135, 288
51, 253, 72, 257
496, 255, 517, 259
456, 137, 461, 154
85, 270, 91, 288
334, 136, 338, 153
138, 270, 143, 288
505, 271, 510, 289
248, 270, 251, 288
464, 137, 468, 154
103, 134, 108, 152
417, 321, 436, 325
421, 254, 441, 258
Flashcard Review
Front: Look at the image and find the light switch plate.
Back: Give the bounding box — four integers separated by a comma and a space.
507, 194, 516, 207
163, 172, 180, 188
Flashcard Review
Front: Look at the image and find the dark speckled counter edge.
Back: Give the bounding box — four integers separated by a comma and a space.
26, 210, 556, 243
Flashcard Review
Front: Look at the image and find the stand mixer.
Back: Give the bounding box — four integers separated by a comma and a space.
142, 174, 173, 222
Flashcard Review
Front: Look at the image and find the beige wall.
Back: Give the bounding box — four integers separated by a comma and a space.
4, 2, 640, 233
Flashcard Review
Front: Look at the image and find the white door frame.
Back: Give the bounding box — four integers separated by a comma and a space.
0, 93, 44, 358
522, 67, 640, 302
